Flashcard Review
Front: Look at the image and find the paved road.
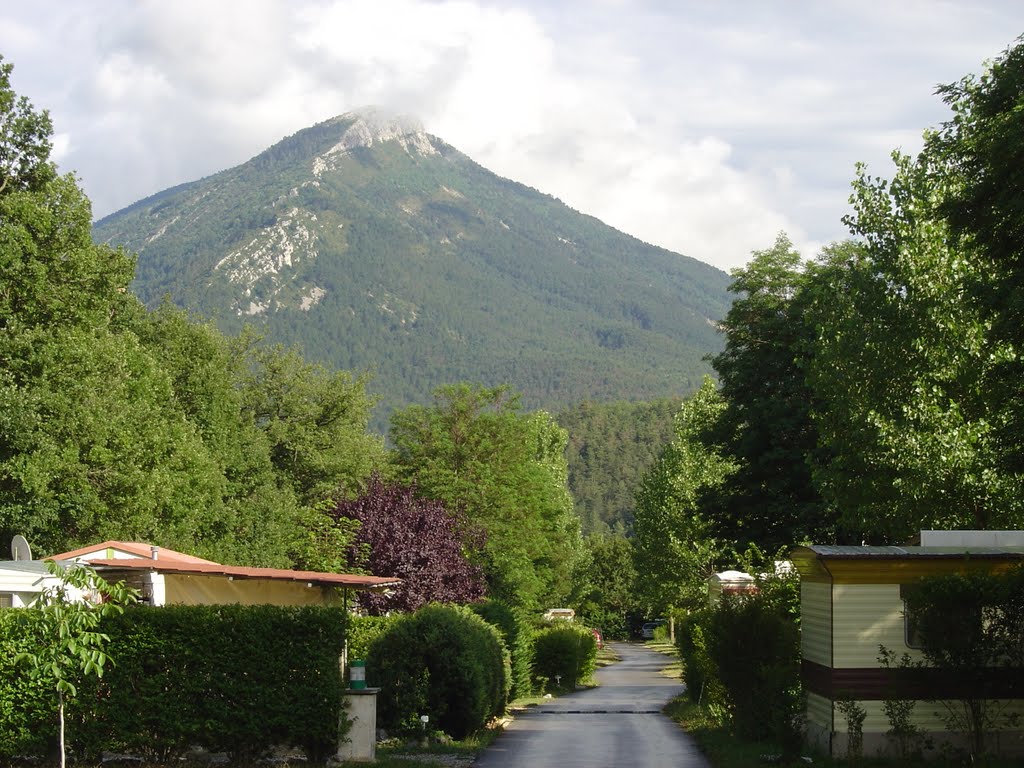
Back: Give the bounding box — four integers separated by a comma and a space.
474, 642, 711, 768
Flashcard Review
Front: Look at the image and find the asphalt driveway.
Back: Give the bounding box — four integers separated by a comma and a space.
474, 642, 711, 767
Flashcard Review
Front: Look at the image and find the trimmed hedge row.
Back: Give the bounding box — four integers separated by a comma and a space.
0, 610, 52, 758
347, 613, 400, 662
470, 599, 534, 700
367, 604, 510, 739
532, 623, 597, 690
0, 604, 348, 764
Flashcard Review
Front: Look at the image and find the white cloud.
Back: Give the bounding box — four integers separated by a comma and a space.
0, 0, 1019, 271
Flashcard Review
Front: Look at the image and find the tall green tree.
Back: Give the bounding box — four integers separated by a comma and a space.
574, 533, 639, 639
703, 234, 832, 549
237, 343, 385, 508
803, 153, 1021, 541
390, 383, 582, 610
632, 377, 734, 614
928, 37, 1024, 474
0, 55, 55, 197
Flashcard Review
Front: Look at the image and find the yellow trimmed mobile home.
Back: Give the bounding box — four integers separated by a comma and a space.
790, 531, 1024, 759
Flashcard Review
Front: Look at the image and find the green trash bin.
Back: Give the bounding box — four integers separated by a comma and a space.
349, 659, 367, 690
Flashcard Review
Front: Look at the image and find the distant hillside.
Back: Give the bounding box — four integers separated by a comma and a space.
558, 398, 682, 535
94, 109, 731, 429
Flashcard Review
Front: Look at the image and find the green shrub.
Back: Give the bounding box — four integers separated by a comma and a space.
0, 611, 54, 759
75, 604, 347, 764
470, 599, 534, 700
532, 623, 597, 690
367, 604, 510, 739
704, 590, 802, 750
676, 609, 725, 711
348, 614, 400, 662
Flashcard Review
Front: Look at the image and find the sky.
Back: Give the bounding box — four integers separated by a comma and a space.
1, 1, 1021, 272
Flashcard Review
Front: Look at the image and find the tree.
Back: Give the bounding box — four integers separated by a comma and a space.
927, 37, 1024, 474
0, 55, 55, 197
390, 383, 582, 610
704, 234, 833, 550
238, 343, 385, 508
802, 154, 1021, 541
632, 377, 733, 615
330, 475, 486, 614
574, 533, 639, 639
15, 562, 137, 768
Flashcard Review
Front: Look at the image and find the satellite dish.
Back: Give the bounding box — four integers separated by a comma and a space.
11, 535, 32, 561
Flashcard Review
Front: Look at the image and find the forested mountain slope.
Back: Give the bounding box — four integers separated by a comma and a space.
95, 109, 731, 426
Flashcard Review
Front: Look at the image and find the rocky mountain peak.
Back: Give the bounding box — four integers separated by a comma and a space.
313, 108, 437, 177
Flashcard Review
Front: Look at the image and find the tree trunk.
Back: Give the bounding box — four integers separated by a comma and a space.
58, 689, 66, 768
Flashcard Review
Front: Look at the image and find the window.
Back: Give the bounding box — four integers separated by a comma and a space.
0, 593, 13, 609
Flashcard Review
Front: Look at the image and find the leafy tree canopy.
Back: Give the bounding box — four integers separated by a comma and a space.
330, 474, 486, 614
389, 383, 583, 611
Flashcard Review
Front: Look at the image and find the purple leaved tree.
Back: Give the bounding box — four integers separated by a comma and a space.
331, 475, 487, 613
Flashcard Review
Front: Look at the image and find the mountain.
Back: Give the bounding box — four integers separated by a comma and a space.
94, 109, 732, 429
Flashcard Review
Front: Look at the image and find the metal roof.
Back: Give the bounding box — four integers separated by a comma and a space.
794, 544, 1024, 560
85, 558, 402, 591
0, 559, 69, 575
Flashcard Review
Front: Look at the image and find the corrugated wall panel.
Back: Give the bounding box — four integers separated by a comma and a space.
801, 581, 831, 666
832, 584, 923, 668
806, 691, 833, 731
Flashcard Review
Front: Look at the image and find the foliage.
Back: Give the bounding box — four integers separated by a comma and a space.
237, 342, 385, 508
928, 36, 1024, 474
556, 397, 682, 535
703, 234, 834, 550
632, 377, 733, 615
531, 623, 597, 691
13, 563, 137, 768
573, 533, 639, 640
390, 383, 583, 611
703, 573, 802, 753
877, 645, 928, 760
367, 604, 509, 740
0, 609, 52, 757
72, 604, 348, 764
803, 156, 1021, 541
902, 566, 1024, 760
470, 599, 535, 701
675, 609, 725, 712
835, 696, 867, 760
346, 614, 400, 662
0, 55, 55, 197
331, 474, 486, 613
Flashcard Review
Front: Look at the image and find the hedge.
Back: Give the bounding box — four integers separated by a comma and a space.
0, 604, 348, 764
470, 599, 535, 700
367, 604, 510, 739
347, 614, 400, 663
0, 610, 53, 758
532, 623, 597, 690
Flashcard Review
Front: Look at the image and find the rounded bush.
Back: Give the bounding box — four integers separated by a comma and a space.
367, 604, 510, 739
532, 623, 597, 690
